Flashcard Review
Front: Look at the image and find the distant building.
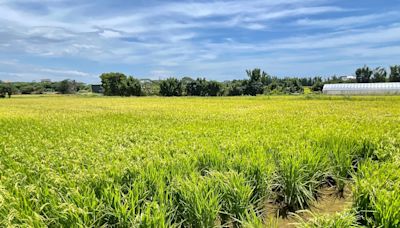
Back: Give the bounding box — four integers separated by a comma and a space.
91, 84, 104, 93
339, 75, 356, 81
323, 82, 400, 95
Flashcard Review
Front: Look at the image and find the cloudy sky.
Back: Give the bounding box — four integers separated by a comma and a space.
0, 0, 400, 83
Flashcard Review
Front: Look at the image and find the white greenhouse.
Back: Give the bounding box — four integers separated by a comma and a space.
322, 82, 400, 95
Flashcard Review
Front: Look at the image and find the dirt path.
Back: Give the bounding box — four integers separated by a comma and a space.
266, 186, 353, 227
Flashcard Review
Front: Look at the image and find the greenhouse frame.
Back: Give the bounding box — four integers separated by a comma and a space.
322, 82, 400, 95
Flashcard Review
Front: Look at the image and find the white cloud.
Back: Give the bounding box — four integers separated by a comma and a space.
0, 0, 399, 81
296, 12, 398, 28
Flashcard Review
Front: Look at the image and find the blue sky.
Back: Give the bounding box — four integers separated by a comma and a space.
0, 0, 400, 83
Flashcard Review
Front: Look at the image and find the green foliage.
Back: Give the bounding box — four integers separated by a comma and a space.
185, 78, 223, 96
244, 69, 265, 96
355, 65, 373, 83
272, 150, 326, 215
0, 82, 13, 98
207, 80, 223, 96
372, 67, 387, 82
227, 80, 245, 96
0, 96, 399, 227
389, 65, 400, 82
58, 79, 78, 94
241, 208, 265, 228
172, 175, 220, 227
311, 81, 324, 92
159, 77, 182, 96
186, 78, 208, 96
124, 76, 142, 96
100, 72, 141, 96
209, 171, 253, 226
353, 160, 400, 227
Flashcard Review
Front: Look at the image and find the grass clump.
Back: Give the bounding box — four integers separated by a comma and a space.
294, 210, 361, 228
272, 149, 326, 215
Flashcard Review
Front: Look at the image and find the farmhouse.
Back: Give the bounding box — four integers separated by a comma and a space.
323, 82, 400, 95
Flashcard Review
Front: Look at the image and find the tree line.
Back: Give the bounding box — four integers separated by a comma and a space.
354, 65, 400, 83
99, 69, 305, 97
0, 80, 89, 98
2, 65, 399, 98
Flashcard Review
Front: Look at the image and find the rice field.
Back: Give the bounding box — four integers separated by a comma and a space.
0, 95, 399, 227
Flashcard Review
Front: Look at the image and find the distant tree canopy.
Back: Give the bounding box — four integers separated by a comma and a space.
372, 67, 387, 83
100, 72, 141, 96
389, 65, 400, 82
356, 65, 373, 83
159, 78, 183, 96
3, 80, 88, 95
243, 69, 266, 96
186, 78, 223, 96
0, 82, 13, 98
6, 64, 400, 97
58, 79, 78, 94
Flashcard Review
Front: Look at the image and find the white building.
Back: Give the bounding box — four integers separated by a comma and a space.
339, 75, 356, 81
323, 82, 400, 95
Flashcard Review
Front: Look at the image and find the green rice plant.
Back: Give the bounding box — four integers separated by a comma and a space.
272, 149, 326, 215
241, 207, 265, 228
196, 150, 227, 176
137, 201, 175, 228
325, 140, 355, 196
373, 135, 400, 162
230, 152, 274, 207
294, 210, 361, 228
353, 160, 400, 227
1, 96, 399, 226
171, 175, 220, 227
208, 171, 253, 227
371, 189, 400, 227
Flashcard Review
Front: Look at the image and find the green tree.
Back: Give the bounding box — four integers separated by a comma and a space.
244, 69, 267, 96
0, 83, 13, 98
389, 65, 400, 82
124, 76, 142, 96
244, 81, 264, 96
159, 78, 182, 96
186, 78, 208, 96
100, 72, 127, 96
207, 80, 222, 96
181, 77, 194, 87
57, 79, 77, 94
311, 81, 324, 92
355, 66, 372, 83
246, 68, 262, 82
227, 80, 245, 96
372, 67, 387, 82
